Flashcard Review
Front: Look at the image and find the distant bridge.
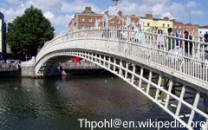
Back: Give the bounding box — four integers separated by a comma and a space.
21, 28, 208, 130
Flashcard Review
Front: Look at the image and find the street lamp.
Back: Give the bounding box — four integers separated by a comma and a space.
112, 0, 119, 14
113, 0, 119, 11
112, 0, 119, 6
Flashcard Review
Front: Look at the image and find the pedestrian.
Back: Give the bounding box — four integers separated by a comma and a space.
205, 47, 208, 62
167, 28, 175, 51
204, 32, 208, 42
157, 29, 165, 50
204, 32, 208, 47
199, 31, 203, 42
202, 46, 208, 69
134, 25, 140, 43
175, 30, 181, 47
184, 31, 193, 57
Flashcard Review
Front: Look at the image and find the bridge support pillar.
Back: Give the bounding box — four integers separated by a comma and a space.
21, 56, 36, 78
108, 57, 111, 69
138, 67, 143, 88
131, 65, 135, 83
103, 56, 106, 66
119, 60, 123, 76
125, 63, 129, 79
113, 59, 116, 71
155, 75, 162, 100
146, 71, 152, 94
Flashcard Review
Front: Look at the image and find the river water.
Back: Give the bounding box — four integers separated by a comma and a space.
0, 75, 200, 130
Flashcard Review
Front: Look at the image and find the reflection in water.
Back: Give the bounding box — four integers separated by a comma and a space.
0, 76, 181, 130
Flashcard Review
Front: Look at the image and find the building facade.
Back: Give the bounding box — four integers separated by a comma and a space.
198, 26, 208, 42
173, 21, 183, 34
68, 6, 140, 31
0, 12, 6, 55
69, 7, 201, 37
69, 6, 103, 31
173, 20, 199, 36
199, 27, 208, 35
183, 24, 198, 36
140, 13, 173, 33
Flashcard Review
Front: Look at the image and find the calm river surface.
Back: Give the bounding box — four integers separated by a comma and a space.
0, 75, 198, 130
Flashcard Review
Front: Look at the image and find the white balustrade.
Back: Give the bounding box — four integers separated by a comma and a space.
36, 28, 208, 83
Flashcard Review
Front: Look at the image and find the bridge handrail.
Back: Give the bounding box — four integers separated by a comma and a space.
36, 28, 208, 82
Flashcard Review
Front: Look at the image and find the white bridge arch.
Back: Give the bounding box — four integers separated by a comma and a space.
22, 28, 208, 130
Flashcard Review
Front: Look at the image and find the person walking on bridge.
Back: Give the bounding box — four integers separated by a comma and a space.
184, 31, 193, 57
204, 32, 208, 47
166, 28, 175, 51
157, 29, 165, 49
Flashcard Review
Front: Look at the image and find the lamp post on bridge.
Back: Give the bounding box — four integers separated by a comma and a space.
112, 0, 119, 11
102, 0, 120, 30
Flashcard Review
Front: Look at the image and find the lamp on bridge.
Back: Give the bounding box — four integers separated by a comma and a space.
112, 0, 119, 11
112, 0, 119, 6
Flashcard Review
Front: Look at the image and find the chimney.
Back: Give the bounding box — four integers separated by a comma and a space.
118, 10, 122, 17
170, 18, 175, 22
104, 11, 109, 15
203, 26, 208, 29
131, 14, 136, 17
163, 16, 169, 21
146, 13, 152, 19
85, 6, 91, 12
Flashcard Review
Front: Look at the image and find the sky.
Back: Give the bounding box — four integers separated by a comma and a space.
0, 0, 208, 35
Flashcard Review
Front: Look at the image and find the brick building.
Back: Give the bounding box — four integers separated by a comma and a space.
183, 24, 198, 36
173, 21, 183, 34
69, 6, 200, 37
202, 26, 208, 29
68, 6, 140, 31
69, 6, 103, 31
173, 20, 199, 35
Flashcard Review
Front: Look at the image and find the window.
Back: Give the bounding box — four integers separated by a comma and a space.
88, 18, 92, 22
111, 20, 114, 24
163, 24, 165, 28
81, 26, 84, 30
88, 26, 92, 29
80, 18, 84, 22
179, 26, 181, 29
147, 23, 150, 26
167, 24, 170, 28
117, 20, 121, 24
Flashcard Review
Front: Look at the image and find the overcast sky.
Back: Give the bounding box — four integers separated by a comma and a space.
0, 0, 207, 35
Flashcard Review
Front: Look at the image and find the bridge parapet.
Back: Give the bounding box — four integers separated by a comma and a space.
36, 28, 208, 82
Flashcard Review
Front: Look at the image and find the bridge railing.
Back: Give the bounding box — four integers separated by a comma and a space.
37, 28, 208, 82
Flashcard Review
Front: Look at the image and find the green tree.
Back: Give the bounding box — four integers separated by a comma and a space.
6, 5, 54, 60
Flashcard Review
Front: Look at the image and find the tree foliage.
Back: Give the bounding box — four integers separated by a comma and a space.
6, 5, 54, 59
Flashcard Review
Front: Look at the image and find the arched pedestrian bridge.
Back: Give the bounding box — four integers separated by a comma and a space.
22, 28, 208, 130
